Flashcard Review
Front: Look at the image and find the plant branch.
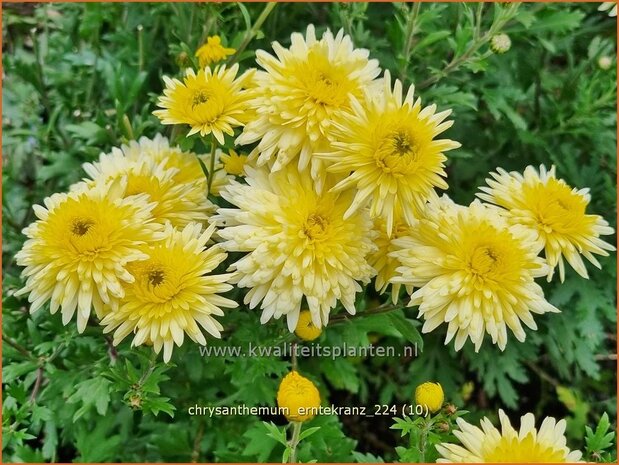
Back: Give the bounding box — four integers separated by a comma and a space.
229, 2, 277, 65
288, 421, 302, 463
207, 135, 218, 196
399, 2, 422, 81
3, 335, 33, 358
191, 420, 205, 463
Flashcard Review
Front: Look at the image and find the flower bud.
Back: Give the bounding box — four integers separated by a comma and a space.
294, 310, 322, 341
490, 33, 511, 54
277, 371, 321, 422
598, 56, 613, 71
415, 381, 444, 414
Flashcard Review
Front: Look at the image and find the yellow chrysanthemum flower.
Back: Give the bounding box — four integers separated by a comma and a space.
236, 24, 380, 187
415, 382, 444, 414
317, 71, 461, 236
100, 134, 231, 196
392, 196, 559, 352
15, 182, 159, 332
101, 222, 237, 362
294, 310, 322, 341
195, 35, 236, 67
277, 371, 321, 422
154, 64, 254, 143
477, 165, 615, 282
436, 409, 583, 463
78, 144, 212, 228
368, 216, 414, 304
217, 165, 376, 331
220, 149, 249, 176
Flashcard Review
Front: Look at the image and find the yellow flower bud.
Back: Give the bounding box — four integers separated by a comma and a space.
490, 33, 511, 54
195, 35, 236, 67
598, 56, 613, 71
415, 381, 444, 414
220, 149, 249, 177
294, 311, 322, 341
277, 371, 321, 422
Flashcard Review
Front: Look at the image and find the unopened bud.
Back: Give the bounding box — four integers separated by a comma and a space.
598, 56, 613, 70
490, 33, 511, 54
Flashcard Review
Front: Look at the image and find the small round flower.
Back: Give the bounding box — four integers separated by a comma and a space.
436, 409, 583, 462
477, 165, 615, 282
101, 222, 237, 363
277, 371, 321, 422
490, 33, 511, 54
317, 71, 460, 236
220, 149, 249, 176
217, 165, 376, 331
79, 138, 213, 227
236, 24, 380, 187
392, 196, 559, 352
294, 310, 322, 341
368, 216, 414, 304
195, 35, 235, 67
598, 55, 613, 70
15, 181, 159, 332
154, 64, 254, 143
415, 382, 444, 414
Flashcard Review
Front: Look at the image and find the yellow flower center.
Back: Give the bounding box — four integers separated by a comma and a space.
300, 50, 356, 108
375, 126, 423, 176
148, 269, 166, 287
523, 177, 594, 235
469, 246, 499, 276
483, 433, 567, 462
71, 218, 95, 236
303, 213, 329, 241
192, 89, 211, 108
130, 260, 182, 307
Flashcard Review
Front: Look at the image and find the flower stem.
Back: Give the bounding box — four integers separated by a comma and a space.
288, 421, 302, 463
207, 135, 218, 196
399, 2, 422, 81
230, 2, 277, 64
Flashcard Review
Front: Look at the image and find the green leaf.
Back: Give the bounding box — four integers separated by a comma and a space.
298, 426, 321, 441
585, 412, 615, 455
67, 377, 112, 421
387, 312, 424, 351
242, 422, 279, 461
263, 421, 288, 447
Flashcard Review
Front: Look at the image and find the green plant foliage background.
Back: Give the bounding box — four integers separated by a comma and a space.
2, 2, 617, 462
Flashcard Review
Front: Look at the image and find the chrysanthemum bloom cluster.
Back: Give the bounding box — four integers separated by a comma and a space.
16, 136, 238, 362
17, 24, 615, 364
436, 409, 583, 462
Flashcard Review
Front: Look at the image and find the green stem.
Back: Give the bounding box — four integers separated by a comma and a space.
419, 419, 429, 463
2, 335, 33, 359
329, 303, 403, 324
288, 421, 302, 463
291, 342, 298, 371
399, 2, 422, 81
31, 28, 52, 116
417, 3, 520, 90
137, 24, 144, 73
230, 2, 277, 64
207, 135, 218, 196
